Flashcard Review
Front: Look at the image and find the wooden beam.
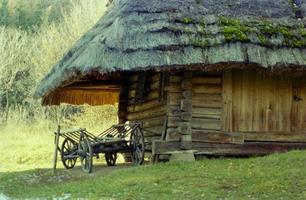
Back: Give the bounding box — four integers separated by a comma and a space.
192, 130, 244, 144
191, 118, 222, 130
152, 140, 181, 155
192, 77, 222, 85
243, 131, 306, 142
127, 106, 166, 121
193, 142, 306, 156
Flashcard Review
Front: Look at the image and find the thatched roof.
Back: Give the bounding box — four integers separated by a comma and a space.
35, 0, 306, 99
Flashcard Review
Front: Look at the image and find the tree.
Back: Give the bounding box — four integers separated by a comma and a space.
0, 0, 9, 26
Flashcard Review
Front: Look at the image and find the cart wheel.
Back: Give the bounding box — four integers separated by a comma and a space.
105, 153, 117, 166
79, 133, 93, 173
61, 138, 78, 169
130, 127, 145, 165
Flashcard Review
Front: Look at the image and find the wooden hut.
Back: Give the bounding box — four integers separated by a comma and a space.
35, 0, 306, 159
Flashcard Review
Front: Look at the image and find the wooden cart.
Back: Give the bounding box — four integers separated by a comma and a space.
54, 123, 145, 173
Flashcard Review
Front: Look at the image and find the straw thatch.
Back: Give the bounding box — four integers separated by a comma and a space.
35, 0, 306, 99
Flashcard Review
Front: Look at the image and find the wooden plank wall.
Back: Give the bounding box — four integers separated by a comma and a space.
126, 72, 167, 150
223, 69, 306, 133
191, 72, 223, 135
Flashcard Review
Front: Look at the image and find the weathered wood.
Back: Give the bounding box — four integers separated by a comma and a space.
192, 130, 244, 144
168, 116, 181, 128
127, 106, 166, 120
183, 71, 193, 79
168, 106, 181, 117
128, 82, 160, 99
127, 100, 164, 112
181, 112, 192, 121
191, 118, 222, 130
128, 90, 160, 101
53, 126, 61, 175
181, 134, 192, 150
166, 128, 181, 140
192, 77, 222, 85
193, 142, 306, 156
192, 99, 222, 108
169, 76, 183, 83
165, 85, 182, 93
167, 93, 182, 106
193, 93, 221, 101
222, 69, 233, 131
181, 79, 193, 90
142, 116, 165, 128
193, 107, 222, 116
152, 140, 181, 155
144, 136, 162, 144
181, 99, 192, 112
193, 85, 222, 94
129, 73, 160, 84
182, 91, 192, 99
178, 122, 192, 135
143, 126, 163, 136
243, 131, 306, 142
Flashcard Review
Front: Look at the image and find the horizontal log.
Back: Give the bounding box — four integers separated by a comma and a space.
181, 79, 192, 90
192, 77, 222, 85
168, 116, 181, 128
129, 73, 161, 83
128, 82, 160, 98
192, 130, 244, 144
243, 132, 306, 142
167, 106, 181, 117
192, 107, 222, 119
193, 93, 221, 101
165, 85, 181, 93
192, 85, 222, 94
193, 142, 306, 156
193, 107, 222, 115
169, 76, 183, 83
192, 99, 222, 108
181, 99, 192, 112
128, 90, 161, 103
142, 126, 163, 137
179, 122, 192, 135
127, 100, 165, 112
167, 93, 182, 106
152, 140, 181, 155
141, 116, 165, 128
191, 118, 221, 130
127, 106, 166, 121
166, 128, 180, 141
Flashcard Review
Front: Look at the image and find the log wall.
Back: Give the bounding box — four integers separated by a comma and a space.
191, 72, 223, 136
125, 72, 167, 150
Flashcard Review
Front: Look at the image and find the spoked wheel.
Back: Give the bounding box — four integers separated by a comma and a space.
105, 153, 117, 166
130, 127, 145, 165
61, 138, 78, 169
79, 133, 93, 173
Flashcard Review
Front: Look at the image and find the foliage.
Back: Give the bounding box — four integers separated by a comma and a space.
0, 0, 107, 125
1, 150, 306, 199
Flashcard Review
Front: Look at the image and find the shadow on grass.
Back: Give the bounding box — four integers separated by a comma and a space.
0, 162, 135, 198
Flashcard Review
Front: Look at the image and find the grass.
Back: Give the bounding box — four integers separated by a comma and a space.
1, 147, 306, 199
1, 106, 306, 199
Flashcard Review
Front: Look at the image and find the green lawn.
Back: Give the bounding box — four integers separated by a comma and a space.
1, 150, 306, 199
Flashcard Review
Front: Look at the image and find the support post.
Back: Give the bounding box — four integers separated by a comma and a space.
180, 72, 193, 150
53, 125, 60, 175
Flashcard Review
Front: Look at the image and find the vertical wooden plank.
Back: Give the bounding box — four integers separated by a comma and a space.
232, 69, 242, 132
222, 69, 233, 132
298, 77, 306, 131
